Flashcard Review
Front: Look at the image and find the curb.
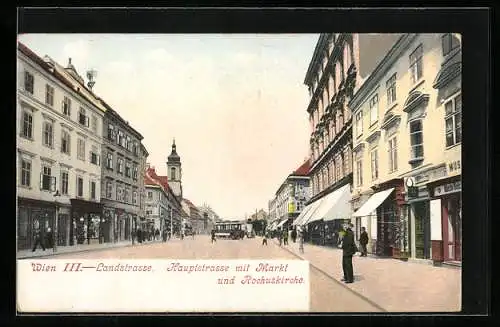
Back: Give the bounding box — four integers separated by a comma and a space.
272, 239, 387, 312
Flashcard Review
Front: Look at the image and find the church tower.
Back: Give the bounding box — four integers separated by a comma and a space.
167, 139, 183, 198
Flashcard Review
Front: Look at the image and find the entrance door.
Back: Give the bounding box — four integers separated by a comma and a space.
444, 195, 462, 261
57, 214, 68, 246
413, 201, 431, 259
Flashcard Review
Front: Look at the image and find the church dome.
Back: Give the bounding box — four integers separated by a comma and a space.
167, 139, 181, 163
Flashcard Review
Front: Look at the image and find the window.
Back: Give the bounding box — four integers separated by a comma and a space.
61, 171, 69, 195
106, 153, 113, 169
133, 142, 138, 156
79, 108, 89, 127
133, 165, 138, 180
62, 97, 71, 116
125, 161, 131, 177
344, 148, 351, 175
133, 191, 138, 205
108, 124, 115, 141
355, 111, 363, 137
386, 73, 397, 105
335, 156, 342, 182
42, 121, 53, 148
171, 167, 176, 180
24, 71, 34, 94
124, 188, 129, 203
91, 115, 98, 134
126, 136, 132, 151
370, 149, 379, 181
20, 158, 31, 187
90, 181, 96, 200
388, 137, 398, 173
106, 181, 113, 199
442, 33, 460, 56
445, 93, 462, 147
409, 44, 423, 85
355, 157, 363, 187
40, 166, 55, 191
77, 138, 86, 161
61, 130, 71, 154
22, 111, 33, 139
45, 84, 54, 106
77, 177, 84, 197
117, 158, 124, 174
90, 145, 100, 166
369, 94, 379, 125
410, 120, 424, 159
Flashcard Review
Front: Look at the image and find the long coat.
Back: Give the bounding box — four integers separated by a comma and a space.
342, 229, 357, 256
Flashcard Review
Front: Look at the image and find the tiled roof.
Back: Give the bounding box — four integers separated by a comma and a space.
292, 159, 311, 176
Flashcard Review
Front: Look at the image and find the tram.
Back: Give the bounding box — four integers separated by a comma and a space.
214, 220, 245, 240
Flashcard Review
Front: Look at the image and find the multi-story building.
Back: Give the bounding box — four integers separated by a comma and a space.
144, 165, 183, 237
100, 101, 148, 243
198, 204, 220, 234
17, 43, 105, 250
349, 34, 461, 264
273, 160, 311, 231
182, 199, 204, 234
268, 198, 277, 224
144, 166, 170, 233
298, 33, 402, 244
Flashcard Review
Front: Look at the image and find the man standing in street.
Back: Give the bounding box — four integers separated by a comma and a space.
211, 229, 216, 243
31, 220, 45, 252
341, 223, 356, 284
359, 226, 369, 257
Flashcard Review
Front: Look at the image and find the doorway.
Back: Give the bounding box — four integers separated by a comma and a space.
413, 201, 431, 259
443, 194, 462, 261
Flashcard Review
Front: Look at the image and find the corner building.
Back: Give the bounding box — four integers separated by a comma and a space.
349, 34, 461, 264
297, 34, 402, 246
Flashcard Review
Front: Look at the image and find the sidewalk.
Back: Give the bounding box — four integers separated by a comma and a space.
273, 238, 461, 312
17, 239, 166, 259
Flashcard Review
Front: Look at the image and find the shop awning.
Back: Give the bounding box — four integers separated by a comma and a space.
292, 203, 316, 226
303, 184, 351, 224
353, 188, 394, 217
296, 197, 324, 226
276, 219, 287, 228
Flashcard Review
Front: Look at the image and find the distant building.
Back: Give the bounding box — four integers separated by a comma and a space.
198, 204, 220, 233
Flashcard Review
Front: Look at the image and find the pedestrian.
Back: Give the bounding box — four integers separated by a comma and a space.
359, 226, 369, 257
298, 230, 304, 254
262, 231, 268, 246
211, 229, 216, 243
46, 227, 53, 249
283, 229, 289, 246
32, 221, 46, 252
291, 228, 297, 243
341, 223, 357, 284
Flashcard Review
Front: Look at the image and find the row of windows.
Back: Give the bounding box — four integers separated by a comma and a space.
21, 110, 101, 165
103, 180, 139, 205
353, 93, 461, 189
107, 124, 140, 157
19, 158, 97, 199
311, 147, 352, 196
105, 152, 139, 180
23, 70, 99, 134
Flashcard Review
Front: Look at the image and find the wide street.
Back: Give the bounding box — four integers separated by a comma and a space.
28, 235, 383, 312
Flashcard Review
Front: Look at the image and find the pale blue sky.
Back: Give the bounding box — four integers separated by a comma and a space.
19, 33, 319, 219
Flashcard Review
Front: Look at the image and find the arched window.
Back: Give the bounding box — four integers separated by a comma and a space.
171, 167, 176, 180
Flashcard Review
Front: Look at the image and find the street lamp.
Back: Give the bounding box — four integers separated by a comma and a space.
53, 190, 60, 253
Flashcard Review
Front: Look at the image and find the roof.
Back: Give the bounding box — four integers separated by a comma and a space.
18, 42, 101, 111
291, 159, 311, 177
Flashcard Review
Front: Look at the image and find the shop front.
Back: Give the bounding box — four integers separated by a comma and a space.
353, 179, 405, 257
427, 175, 462, 264
17, 197, 55, 250
70, 199, 103, 245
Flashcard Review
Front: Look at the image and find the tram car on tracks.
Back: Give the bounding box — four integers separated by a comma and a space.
214, 220, 245, 240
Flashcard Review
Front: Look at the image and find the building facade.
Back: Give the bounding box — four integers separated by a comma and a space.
17, 43, 105, 250
349, 34, 462, 263
100, 102, 148, 243
301, 34, 402, 244
198, 204, 220, 234
144, 166, 170, 233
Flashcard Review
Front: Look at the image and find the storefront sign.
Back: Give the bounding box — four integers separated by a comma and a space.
446, 160, 461, 176
434, 180, 461, 197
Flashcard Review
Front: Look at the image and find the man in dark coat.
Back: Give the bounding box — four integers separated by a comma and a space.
31, 221, 46, 252
359, 227, 369, 257
341, 223, 357, 283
